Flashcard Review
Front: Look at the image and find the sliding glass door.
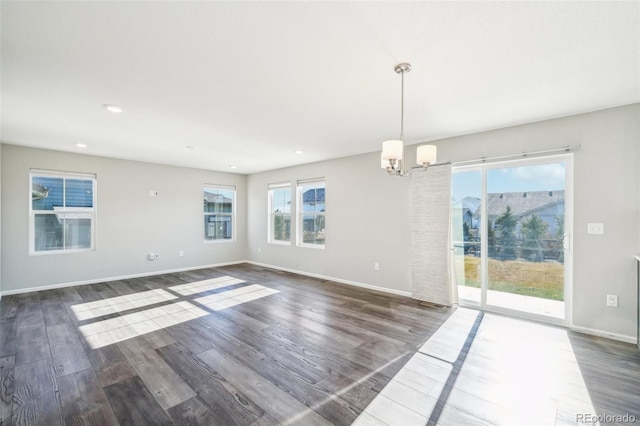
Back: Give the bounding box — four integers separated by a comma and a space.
452, 155, 572, 324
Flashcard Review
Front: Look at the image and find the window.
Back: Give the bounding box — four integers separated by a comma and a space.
297, 179, 325, 248
268, 182, 292, 244
30, 170, 96, 254
204, 185, 235, 241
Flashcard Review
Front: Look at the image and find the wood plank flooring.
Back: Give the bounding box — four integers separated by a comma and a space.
0, 263, 638, 425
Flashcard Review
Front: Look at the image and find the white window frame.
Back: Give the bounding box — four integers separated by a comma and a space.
268, 182, 292, 245
29, 169, 97, 255
296, 178, 325, 249
203, 184, 236, 243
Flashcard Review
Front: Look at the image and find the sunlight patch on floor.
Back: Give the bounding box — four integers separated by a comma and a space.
168, 276, 246, 296
194, 284, 279, 311
353, 307, 597, 426
78, 301, 209, 349
70, 289, 178, 321
74, 277, 280, 349
418, 307, 479, 363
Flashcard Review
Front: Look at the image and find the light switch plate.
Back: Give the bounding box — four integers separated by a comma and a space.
587, 223, 604, 234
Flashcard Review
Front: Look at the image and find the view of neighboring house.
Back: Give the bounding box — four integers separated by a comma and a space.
454, 190, 565, 237
301, 187, 325, 244
302, 187, 325, 209
270, 187, 325, 244
453, 196, 482, 232
31, 177, 94, 251
453, 190, 565, 261
31, 178, 94, 210
204, 190, 233, 240
487, 190, 565, 236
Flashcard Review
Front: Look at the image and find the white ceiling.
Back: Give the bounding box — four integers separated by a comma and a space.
2, 1, 639, 174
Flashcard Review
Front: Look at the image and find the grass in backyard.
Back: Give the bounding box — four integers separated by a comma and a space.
457, 256, 564, 301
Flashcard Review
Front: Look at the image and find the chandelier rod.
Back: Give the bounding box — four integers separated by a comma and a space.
400, 68, 405, 142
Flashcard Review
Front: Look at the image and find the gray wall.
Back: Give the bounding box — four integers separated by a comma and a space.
0, 145, 2, 298
247, 104, 640, 339
247, 153, 413, 295
1, 144, 247, 292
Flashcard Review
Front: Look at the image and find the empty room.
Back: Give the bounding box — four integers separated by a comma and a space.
1, 1, 639, 425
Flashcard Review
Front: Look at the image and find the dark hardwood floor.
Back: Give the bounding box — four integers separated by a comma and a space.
0, 263, 638, 425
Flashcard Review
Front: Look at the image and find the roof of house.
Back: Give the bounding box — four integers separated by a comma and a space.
31, 177, 94, 209
452, 196, 481, 215
485, 190, 565, 217
203, 193, 232, 204
303, 188, 325, 204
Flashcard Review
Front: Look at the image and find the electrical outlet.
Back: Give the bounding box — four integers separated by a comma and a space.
374, 262, 380, 271
179, 250, 184, 257
587, 223, 604, 235
606, 294, 618, 307
148, 253, 155, 261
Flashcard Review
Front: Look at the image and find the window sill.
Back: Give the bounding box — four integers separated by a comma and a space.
30, 248, 95, 256
296, 243, 325, 250
268, 241, 292, 246
204, 239, 235, 244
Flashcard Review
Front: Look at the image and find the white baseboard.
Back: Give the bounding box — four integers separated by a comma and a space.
1, 260, 411, 299
246, 260, 412, 298
0, 260, 247, 296
570, 324, 637, 344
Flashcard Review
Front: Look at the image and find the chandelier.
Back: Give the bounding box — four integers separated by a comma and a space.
381, 63, 437, 176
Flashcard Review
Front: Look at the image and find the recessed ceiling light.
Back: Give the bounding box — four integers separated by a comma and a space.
229, 165, 238, 169
103, 104, 123, 113
294, 150, 304, 154
75, 143, 87, 148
